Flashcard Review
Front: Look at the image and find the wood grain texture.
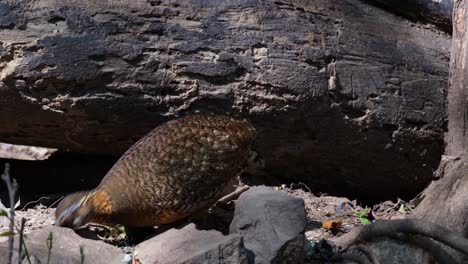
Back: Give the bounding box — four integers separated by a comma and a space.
0, 0, 451, 199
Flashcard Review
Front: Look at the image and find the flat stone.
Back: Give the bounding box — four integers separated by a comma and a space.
136, 223, 248, 264
230, 186, 307, 264
0, 226, 123, 264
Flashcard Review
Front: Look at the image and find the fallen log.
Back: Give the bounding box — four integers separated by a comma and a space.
0, 0, 450, 199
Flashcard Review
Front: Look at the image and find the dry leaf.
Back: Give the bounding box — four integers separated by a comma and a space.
132, 257, 142, 264
322, 219, 342, 230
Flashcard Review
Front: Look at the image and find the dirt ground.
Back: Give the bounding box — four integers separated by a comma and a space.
287, 187, 412, 261
0, 186, 411, 248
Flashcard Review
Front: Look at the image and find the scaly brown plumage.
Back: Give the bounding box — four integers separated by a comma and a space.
55, 115, 256, 228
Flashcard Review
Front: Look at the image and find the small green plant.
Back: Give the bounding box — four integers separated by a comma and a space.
352, 207, 372, 225
80, 244, 85, 264
46, 232, 53, 264
398, 203, 408, 214
2, 163, 16, 264
358, 210, 371, 225
0, 163, 31, 264
0, 163, 83, 263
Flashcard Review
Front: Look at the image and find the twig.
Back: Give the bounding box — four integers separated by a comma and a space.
20, 196, 51, 211
47, 196, 64, 209
290, 182, 312, 193
87, 223, 114, 230
381, 200, 401, 214
217, 186, 250, 204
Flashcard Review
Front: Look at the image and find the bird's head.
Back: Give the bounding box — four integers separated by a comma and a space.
55, 191, 94, 229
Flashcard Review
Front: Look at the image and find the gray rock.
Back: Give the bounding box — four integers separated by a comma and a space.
230, 186, 306, 264
0, 226, 123, 264
136, 223, 248, 264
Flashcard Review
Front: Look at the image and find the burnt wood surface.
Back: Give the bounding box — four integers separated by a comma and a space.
0, 0, 451, 199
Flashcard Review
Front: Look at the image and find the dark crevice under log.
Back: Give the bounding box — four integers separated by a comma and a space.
0, 152, 117, 204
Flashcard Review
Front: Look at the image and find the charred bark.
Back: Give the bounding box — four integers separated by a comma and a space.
413, 0, 468, 243
0, 0, 450, 199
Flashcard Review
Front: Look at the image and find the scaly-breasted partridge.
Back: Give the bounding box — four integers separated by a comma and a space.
55, 115, 256, 229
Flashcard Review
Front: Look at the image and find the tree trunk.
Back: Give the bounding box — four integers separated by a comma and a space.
413, 0, 468, 236
0, 0, 450, 200
333, 2, 468, 263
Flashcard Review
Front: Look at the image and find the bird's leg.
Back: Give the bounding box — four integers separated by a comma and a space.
217, 186, 250, 205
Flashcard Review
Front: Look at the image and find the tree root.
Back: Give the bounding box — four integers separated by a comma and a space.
331, 219, 468, 259
393, 234, 460, 264
350, 244, 380, 264
329, 252, 373, 264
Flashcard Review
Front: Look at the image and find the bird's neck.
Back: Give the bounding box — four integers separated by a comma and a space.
84, 190, 114, 225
